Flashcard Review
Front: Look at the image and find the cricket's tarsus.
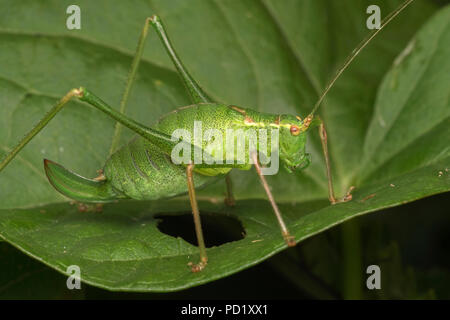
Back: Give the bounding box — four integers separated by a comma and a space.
331, 186, 355, 205
283, 233, 297, 247
0, 1, 413, 272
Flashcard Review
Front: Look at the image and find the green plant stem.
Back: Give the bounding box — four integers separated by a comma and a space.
268, 249, 338, 299
341, 219, 363, 299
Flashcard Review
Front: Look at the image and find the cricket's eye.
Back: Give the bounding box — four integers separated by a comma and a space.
290, 125, 300, 136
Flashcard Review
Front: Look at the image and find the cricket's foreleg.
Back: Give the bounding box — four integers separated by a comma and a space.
186, 164, 208, 272
224, 174, 236, 207
318, 120, 354, 204
148, 15, 213, 104
251, 152, 296, 247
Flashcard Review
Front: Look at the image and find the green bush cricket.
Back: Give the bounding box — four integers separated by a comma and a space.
0, 0, 414, 272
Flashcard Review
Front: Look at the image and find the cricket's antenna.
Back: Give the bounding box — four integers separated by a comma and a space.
309, 0, 414, 117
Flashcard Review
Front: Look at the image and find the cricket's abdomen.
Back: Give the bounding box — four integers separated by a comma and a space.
103, 103, 277, 200
103, 137, 218, 200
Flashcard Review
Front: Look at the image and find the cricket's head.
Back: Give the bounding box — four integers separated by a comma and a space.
278, 114, 314, 173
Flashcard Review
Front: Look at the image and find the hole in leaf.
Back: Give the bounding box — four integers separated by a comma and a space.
155, 212, 245, 247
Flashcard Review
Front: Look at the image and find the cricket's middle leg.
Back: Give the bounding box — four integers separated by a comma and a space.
186, 164, 208, 272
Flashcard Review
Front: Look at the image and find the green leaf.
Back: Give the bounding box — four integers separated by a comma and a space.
0, 0, 448, 291
0, 159, 448, 291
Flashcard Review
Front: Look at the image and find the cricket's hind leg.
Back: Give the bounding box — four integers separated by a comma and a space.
148, 15, 213, 104
109, 14, 214, 155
